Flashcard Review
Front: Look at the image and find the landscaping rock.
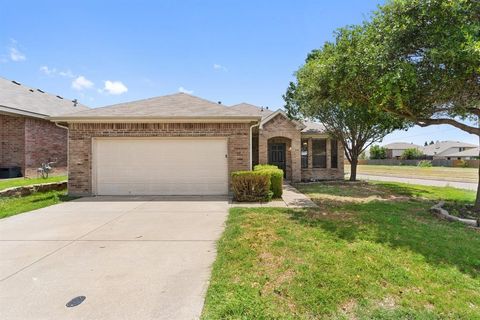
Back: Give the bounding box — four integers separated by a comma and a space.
0, 181, 67, 197
430, 201, 479, 228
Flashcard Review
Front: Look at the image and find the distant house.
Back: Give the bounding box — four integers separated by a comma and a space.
0, 77, 88, 177
439, 147, 479, 160
384, 142, 422, 159
422, 141, 478, 160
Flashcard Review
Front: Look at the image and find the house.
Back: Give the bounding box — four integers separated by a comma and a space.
384, 142, 422, 159
422, 141, 478, 160
50, 93, 344, 196
440, 147, 479, 160
0, 77, 88, 177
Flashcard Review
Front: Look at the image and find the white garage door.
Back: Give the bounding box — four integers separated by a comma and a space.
93, 138, 228, 195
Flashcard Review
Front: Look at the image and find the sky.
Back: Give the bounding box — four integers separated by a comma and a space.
0, 0, 477, 146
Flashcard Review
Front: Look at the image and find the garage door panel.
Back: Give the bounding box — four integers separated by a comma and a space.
94, 138, 228, 195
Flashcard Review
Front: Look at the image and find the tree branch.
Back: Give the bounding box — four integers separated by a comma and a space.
417, 118, 479, 135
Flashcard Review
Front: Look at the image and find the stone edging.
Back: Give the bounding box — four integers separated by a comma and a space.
0, 181, 67, 197
430, 201, 479, 228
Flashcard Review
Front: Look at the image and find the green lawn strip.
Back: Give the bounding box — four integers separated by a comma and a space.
203, 183, 480, 319
0, 189, 76, 219
0, 175, 67, 191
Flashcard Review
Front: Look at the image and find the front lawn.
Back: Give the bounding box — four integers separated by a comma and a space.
0, 190, 76, 219
0, 175, 67, 191
202, 182, 480, 319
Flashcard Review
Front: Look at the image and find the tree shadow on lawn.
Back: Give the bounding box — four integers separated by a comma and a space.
288, 199, 480, 279
297, 181, 435, 201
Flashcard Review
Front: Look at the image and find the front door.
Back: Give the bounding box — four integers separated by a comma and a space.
268, 143, 286, 178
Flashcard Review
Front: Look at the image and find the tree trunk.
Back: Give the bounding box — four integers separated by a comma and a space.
350, 157, 358, 181
475, 158, 480, 212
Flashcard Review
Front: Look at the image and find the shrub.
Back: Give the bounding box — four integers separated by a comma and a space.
417, 160, 432, 167
401, 148, 424, 160
254, 164, 283, 198
457, 159, 469, 168
370, 145, 387, 159
231, 171, 272, 202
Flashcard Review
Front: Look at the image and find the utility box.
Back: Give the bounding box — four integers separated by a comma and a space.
0, 166, 22, 179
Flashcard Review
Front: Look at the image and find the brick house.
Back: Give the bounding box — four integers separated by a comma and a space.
0, 77, 88, 177
50, 93, 343, 196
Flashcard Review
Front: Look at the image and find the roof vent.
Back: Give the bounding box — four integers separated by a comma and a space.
11, 80, 21, 85
29, 89, 34, 92
72, 99, 78, 107
37, 89, 45, 93
217, 101, 222, 104
56, 95, 63, 99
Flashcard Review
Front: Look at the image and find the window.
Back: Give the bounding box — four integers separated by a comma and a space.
301, 139, 308, 168
312, 139, 326, 168
331, 139, 338, 168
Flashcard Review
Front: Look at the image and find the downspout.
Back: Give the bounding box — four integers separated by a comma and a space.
249, 122, 260, 170
55, 122, 69, 188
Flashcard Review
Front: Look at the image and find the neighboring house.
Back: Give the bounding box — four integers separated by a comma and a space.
440, 147, 479, 160
51, 93, 343, 196
0, 77, 88, 177
422, 141, 478, 160
384, 142, 422, 159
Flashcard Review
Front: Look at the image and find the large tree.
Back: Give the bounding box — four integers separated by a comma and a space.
365, 0, 480, 207
286, 27, 406, 181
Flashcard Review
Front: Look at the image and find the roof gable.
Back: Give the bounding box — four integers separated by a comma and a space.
260, 110, 305, 130
0, 77, 89, 118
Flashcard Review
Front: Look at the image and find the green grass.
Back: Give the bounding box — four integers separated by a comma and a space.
0, 189, 76, 219
202, 182, 480, 319
0, 175, 67, 191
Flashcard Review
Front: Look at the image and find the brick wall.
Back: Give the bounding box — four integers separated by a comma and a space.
258, 114, 302, 182
300, 135, 344, 181
67, 122, 251, 196
24, 118, 68, 176
0, 114, 25, 172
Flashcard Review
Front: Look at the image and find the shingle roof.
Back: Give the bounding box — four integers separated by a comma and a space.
301, 121, 327, 134
0, 77, 89, 118
445, 147, 479, 157
230, 103, 326, 133
422, 141, 478, 156
52, 93, 260, 121
384, 142, 422, 150
230, 103, 273, 118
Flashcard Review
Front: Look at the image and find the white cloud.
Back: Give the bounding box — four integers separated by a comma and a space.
40, 65, 74, 78
213, 63, 227, 71
9, 45, 26, 62
72, 76, 94, 91
39, 65, 55, 75
58, 70, 74, 78
103, 80, 128, 95
178, 86, 193, 94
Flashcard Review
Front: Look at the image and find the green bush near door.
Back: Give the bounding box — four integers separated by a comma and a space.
254, 164, 283, 198
231, 171, 272, 202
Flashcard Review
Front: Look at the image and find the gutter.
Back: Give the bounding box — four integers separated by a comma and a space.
55, 122, 69, 185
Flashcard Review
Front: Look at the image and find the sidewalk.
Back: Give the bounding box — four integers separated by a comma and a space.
231, 183, 318, 208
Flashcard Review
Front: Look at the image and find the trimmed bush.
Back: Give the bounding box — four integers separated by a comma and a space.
417, 160, 432, 167
231, 171, 272, 202
254, 164, 283, 198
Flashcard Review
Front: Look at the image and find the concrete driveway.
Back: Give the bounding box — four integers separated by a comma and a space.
0, 196, 229, 320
